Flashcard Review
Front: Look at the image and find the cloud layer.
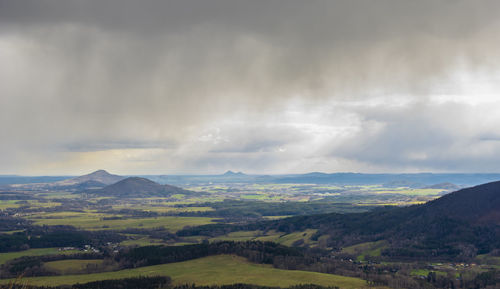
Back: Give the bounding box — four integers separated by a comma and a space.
1, 0, 500, 175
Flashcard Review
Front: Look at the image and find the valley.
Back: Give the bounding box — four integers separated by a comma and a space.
1, 170, 500, 289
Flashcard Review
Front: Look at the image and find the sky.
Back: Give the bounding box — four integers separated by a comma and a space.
1, 0, 500, 175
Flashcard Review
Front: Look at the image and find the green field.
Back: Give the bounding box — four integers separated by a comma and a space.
0, 248, 80, 265
111, 205, 214, 213
272, 229, 318, 247
0, 200, 21, 210
120, 236, 166, 246
44, 259, 104, 274
209, 229, 319, 247
372, 189, 444, 196
411, 269, 447, 277
29, 215, 216, 232
342, 240, 387, 261
209, 231, 263, 242
1, 255, 369, 288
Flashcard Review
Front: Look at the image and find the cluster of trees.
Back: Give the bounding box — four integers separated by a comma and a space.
116, 241, 303, 268
6, 273, 500, 289
114, 241, 407, 286
118, 227, 178, 242
173, 200, 366, 221
88, 200, 367, 223
171, 285, 340, 289
72, 276, 171, 289
4, 239, 500, 288
0, 276, 171, 289
0, 253, 104, 278
0, 226, 125, 253
0, 278, 345, 289
0, 217, 31, 232
177, 204, 500, 261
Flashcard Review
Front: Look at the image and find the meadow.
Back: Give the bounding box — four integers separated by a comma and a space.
0, 181, 463, 289
0, 248, 80, 265
0, 255, 368, 288
44, 259, 106, 274
28, 214, 217, 232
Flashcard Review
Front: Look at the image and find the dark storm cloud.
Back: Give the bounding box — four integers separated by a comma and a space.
1, 0, 500, 174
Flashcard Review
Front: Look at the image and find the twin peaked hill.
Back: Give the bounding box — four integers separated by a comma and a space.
66, 170, 191, 197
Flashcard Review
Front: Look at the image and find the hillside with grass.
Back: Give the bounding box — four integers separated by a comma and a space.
89, 177, 193, 198
0, 255, 368, 288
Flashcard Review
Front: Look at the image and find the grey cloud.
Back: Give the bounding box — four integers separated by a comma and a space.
63, 140, 178, 152
1, 0, 500, 174
330, 101, 500, 172
205, 125, 305, 153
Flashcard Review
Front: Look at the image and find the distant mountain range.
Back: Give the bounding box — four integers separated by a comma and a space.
145, 172, 500, 187
4, 169, 500, 189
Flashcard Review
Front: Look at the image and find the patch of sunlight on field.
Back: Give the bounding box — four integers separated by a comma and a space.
372, 189, 444, 196
0, 248, 80, 265
29, 215, 217, 232
0, 200, 21, 209
2, 230, 24, 234
411, 269, 447, 277
262, 215, 291, 220
209, 231, 263, 242
112, 205, 214, 213
27, 200, 63, 208
476, 254, 500, 265
1, 255, 369, 289
274, 229, 318, 247
248, 229, 319, 247
357, 201, 426, 206
342, 240, 387, 261
120, 237, 166, 246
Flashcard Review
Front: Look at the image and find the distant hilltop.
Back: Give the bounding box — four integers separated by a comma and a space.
223, 170, 246, 176
54, 169, 125, 186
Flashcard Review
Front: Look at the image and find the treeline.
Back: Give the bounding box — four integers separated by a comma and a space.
4, 240, 500, 288
116, 241, 303, 268
174, 200, 367, 219
115, 241, 404, 286
177, 205, 500, 261
0, 217, 31, 232
0, 226, 125, 253
72, 276, 171, 289
93, 200, 368, 223
6, 273, 500, 289
0, 278, 344, 289
0, 253, 104, 278
0, 276, 171, 289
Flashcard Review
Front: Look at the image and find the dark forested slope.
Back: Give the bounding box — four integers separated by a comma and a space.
179, 181, 500, 260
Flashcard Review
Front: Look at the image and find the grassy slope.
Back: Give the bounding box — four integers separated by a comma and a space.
120, 236, 166, 246
342, 241, 387, 261
44, 259, 104, 273
0, 248, 80, 265
0, 255, 368, 288
210, 230, 319, 247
